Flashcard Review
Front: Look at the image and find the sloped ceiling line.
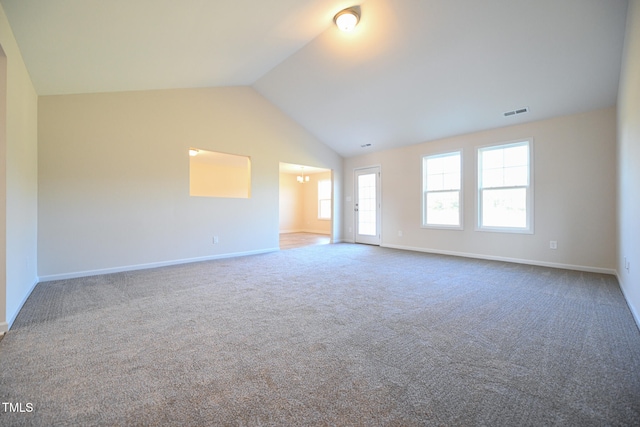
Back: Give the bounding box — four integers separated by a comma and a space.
1, 0, 629, 157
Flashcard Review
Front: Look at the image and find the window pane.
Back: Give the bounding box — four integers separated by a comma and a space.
318, 180, 331, 199
482, 148, 504, 169
319, 199, 331, 219
443, 154, 460, 173
426, 152, 460, 191
504, 166, 528, 186
426, 191, 460, 226
478, 141, 530, 231
427, 174, 444, 191
504, 145, 528, 167
359, 212, 376, 236
481, 188, 527, 228
359, 173, 375, 187
482, 168, 503, 188
426, 157, 445, 174
318, 179, 332, 219
442, 172, 460, 190
423, 151, 461, 228
358, 173, 377, 236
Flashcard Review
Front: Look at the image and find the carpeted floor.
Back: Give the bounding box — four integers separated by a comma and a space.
1, 243, 639, 426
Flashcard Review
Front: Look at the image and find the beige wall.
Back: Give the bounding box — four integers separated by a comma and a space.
302, 171, 332, 235
279, 172, 304, 233
0, 4, 39, 332
38, 87, 342, 279
343, 107, 617, 272
618, 0, 640, 326
279, 171, 332, 235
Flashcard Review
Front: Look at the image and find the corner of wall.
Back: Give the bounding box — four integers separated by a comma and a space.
1, 2, 40, 331
616, 0, 640, 330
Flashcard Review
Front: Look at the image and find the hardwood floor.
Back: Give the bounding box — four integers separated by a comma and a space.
279, 232, 331, 250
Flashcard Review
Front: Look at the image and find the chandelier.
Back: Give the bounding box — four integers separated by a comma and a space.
297, 168, 309, 183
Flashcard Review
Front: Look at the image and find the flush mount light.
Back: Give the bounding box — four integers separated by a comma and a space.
189, 149, 199, 157
334, 7, 360, 32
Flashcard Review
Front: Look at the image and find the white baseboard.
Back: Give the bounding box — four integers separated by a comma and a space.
380, 243, 617, 275
38, 247, 280, 282
616, 271, 640, 330
2, 278, 39, 332
280, 229, 330, 235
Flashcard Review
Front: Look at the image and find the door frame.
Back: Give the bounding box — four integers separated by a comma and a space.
354, 166, 381, 245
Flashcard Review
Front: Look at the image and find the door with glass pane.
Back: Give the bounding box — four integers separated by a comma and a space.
354, 167, 381, 245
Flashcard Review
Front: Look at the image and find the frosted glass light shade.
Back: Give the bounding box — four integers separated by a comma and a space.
334, 9, 359, 32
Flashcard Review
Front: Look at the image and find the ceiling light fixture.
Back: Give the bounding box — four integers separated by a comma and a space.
297, 167, 310, 183
189, 149, 199, 157
334, 7, 360, 32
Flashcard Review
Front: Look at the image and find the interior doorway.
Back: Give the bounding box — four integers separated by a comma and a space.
278, 163, 333, 249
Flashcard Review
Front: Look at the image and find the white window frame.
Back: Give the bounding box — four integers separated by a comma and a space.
422, 150, 463, 230
318, 179, 332, 220
476, 139, 534, 234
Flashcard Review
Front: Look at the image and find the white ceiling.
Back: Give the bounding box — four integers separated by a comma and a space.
1, 0, 629, 157
1, 0, 354, 93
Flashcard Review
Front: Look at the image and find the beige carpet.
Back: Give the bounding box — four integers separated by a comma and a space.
1, 244, 639, 426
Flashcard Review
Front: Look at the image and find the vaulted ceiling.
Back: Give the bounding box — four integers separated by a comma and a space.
1, 0, 629, 157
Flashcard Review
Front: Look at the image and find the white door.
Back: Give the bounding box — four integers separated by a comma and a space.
354, 167, 381, 245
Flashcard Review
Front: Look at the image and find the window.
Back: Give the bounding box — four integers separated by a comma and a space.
318, 179, 332, 220
422, 151, 462, 228
478, 140, 532, 233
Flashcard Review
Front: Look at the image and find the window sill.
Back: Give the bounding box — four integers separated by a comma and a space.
421, 224, 463, 231
475, 226, 533, 234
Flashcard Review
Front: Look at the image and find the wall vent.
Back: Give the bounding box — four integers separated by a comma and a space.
503, 107, 529, 117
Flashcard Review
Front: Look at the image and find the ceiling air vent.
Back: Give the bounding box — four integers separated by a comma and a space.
503, 107, 529, 117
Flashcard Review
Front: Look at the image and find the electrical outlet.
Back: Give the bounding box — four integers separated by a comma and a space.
398, 230, 403, 237
550, 240, 557, 250
213, 236, 219, 244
